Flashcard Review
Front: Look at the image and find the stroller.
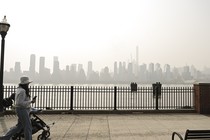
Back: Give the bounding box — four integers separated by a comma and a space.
2, 93, 15, 110
2, 94, 53, 140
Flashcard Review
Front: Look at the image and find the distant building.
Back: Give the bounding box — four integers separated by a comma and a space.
39, 57, 45, 75
113, 61, 118, 81
148, 63, 154, 82
164, 64, 172, 82
51, 56, 61, 83
29, 54, 36, 79
139, 63, 147, 82
77, 64, 86, 83
100, 66, 111, 83
38, 56, 51, 83
14, 62, 22, 82
14, 62, 21, 75
87, 61, 93, 81
52, 56, 60, 75
182, 65, 192, 80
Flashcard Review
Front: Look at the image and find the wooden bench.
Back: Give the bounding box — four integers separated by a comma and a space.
172, 129, 210, 140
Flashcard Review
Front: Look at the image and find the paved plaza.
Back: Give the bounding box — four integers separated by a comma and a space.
1, 113, 210, 140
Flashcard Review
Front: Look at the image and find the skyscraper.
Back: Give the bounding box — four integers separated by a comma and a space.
38, 56, 51, 83
51, 56, 60, 83
87, 61, 93, 80
148, 63, 154, 73
15, 62, 21, 75
78, 64, 83, 72
39, 57, 45, 75
14, 62, 22, 80
29, 54, 36, 77
53, 56, 60, 75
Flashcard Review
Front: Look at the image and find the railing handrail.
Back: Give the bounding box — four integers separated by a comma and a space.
3, 85, 194, 111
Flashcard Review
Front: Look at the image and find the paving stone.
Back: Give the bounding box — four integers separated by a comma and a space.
0, 113, 210, 139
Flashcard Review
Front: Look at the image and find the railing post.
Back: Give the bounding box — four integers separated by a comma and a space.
155, 86, 159, 110
114, 86, 117, 110
70, 86, 74, 111
153, 82, 162, 110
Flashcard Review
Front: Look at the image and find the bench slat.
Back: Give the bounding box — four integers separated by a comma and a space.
172, 130, 210, 140
187, 130, 210, 133
185, 130, 210, 139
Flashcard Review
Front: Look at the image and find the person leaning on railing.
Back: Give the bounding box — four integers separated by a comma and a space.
0, 76, 36, 140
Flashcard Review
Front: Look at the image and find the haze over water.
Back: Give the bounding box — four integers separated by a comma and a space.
1, 0, 210, 75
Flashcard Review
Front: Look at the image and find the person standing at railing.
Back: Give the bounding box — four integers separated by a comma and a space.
0, 76, 36, 140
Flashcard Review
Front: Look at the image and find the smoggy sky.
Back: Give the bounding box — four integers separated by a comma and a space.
1, 0, 210, 72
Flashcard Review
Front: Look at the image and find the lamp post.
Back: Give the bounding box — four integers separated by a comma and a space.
0, 16, 10, 113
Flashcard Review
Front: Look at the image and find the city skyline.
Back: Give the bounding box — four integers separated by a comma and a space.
1, 0, 210, 73
4, 52, 206, 75
4, 53, 210, 84
3, 45, 210, 74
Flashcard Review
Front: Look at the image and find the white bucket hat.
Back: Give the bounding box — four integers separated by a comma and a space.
20, 76, 32, 84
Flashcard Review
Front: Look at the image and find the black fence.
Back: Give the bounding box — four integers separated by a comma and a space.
3, 85, 194, 111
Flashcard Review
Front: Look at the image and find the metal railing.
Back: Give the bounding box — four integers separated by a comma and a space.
3, 85, 194, 111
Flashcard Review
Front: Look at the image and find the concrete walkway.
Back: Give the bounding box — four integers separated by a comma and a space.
1, 113, 210, 140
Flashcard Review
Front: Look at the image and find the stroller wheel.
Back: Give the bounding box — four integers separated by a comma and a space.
12, 136, 22, 140
37, 134, 46, 140
45, 131, 50, 138
37, 131, 50, 140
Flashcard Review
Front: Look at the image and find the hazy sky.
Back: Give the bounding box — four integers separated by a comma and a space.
1, 0, 210, 72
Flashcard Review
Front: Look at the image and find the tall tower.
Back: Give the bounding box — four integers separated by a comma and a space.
39, 57, 45, 75
14, 62, 22, 80
53, 56, 60, 75
87, 61, 93, 80
29, 54, 36, 76
15, 62, 21, 74
51, 56, 60, 83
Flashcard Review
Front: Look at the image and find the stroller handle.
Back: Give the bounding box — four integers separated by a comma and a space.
30, 108, 42, 114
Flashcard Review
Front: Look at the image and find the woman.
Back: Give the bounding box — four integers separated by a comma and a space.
0, 76, 36, 140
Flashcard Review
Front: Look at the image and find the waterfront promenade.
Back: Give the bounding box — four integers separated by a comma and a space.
1, 113, 210, 140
